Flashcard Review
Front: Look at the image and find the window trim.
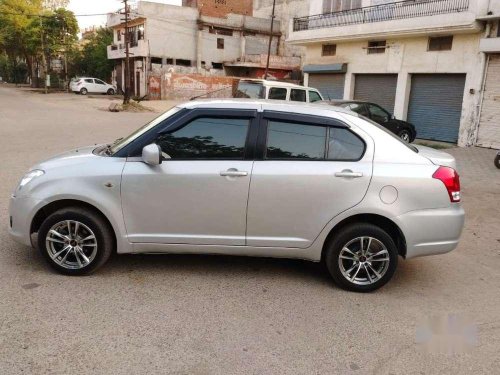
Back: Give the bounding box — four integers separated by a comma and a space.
256, 111, 365, 162
119, 108, 258, 160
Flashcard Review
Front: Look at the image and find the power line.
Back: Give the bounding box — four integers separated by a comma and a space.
0, 10, 113, 18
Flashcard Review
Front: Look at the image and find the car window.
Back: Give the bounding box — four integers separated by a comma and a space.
309, 91, 322, 102
84, 79, 93, 83
235, 81, 264, 98
95, 79, 106, 85
268, 87, 287, 100
266, 121, 326, 160
368, 104, 390, 123
346, 103, 369, 117
155, 117, 249, 159
290, 89, 306, 102
328, 128, 365, 160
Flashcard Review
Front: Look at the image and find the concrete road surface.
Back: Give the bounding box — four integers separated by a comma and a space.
1, 86, 499, 374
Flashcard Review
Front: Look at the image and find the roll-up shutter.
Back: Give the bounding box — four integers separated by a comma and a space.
407, 74, 466, 143
354, 74, 398, 114
477, 55, 500, 149
308, 73, 345, 100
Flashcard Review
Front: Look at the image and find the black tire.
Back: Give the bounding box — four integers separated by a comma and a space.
398, 129, 411, 143
495, 154, 500, 169
80, 87, 88, 95
325, 223, 398, 292
107, 88, 115, 95
37, 207, 114, 275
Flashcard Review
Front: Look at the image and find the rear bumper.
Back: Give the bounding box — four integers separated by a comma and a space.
397, 204, 465, 259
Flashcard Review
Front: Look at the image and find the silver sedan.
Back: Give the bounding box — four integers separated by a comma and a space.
9, 100, 464, 292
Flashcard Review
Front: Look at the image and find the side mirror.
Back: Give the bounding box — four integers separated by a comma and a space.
142, 144, 162, 166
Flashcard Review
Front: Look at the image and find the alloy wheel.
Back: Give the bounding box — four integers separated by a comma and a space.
45, 220, 97, 270
338, 236, 390, 286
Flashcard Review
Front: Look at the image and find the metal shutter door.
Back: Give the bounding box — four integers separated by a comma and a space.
354, 74, 398, 114
407, 74, 466, 143
477, 55, 500, 149
308, 73, 345, 100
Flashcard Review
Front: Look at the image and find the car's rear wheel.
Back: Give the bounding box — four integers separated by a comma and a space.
107, 88, 115, 95
80, 88, 88, 95
494, 153, 500, 169
37, 207, 114, 275
398, 129, 411, 142
325, 223, 398, 292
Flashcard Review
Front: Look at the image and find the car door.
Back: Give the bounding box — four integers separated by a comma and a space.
121, 109, 258, 246
94, 79, 107, 93
83, 78, 94, 92
246, 111, 373, 248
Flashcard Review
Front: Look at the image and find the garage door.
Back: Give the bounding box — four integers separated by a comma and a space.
308, 73, 345, 100
354, 74, 398, 114
476, 55, 500, 149
407, 74, 466, 143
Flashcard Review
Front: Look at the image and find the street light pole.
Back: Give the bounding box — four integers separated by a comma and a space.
123, 0, 131, 104
264, 0, 276, 80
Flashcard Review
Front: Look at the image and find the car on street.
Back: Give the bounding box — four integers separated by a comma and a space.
327, 100, 417, 142
9, 100, 464, 292
235, 79, 324, 103
70, 77, 116, 95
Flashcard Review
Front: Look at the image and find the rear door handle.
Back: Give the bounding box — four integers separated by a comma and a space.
335, 170, 363, 178
220, 169, 248, 177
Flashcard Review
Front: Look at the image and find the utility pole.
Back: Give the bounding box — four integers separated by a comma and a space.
264, 0, 276, 80
123, 0, 131, 104
40, 16, 48, 94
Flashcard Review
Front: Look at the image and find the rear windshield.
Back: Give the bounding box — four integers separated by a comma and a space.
235, 81, 264, 99
356, 114, 418, 153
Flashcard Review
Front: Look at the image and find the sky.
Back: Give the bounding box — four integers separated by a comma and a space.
67, 0, 181, 31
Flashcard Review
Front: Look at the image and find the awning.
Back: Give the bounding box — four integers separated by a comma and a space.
303, 63, 347, 74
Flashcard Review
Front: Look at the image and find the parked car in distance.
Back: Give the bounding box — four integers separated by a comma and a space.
235, 79, 324, 103
9, 100, 464, 292
328, 100, 417, 143
70, 77, 116, 95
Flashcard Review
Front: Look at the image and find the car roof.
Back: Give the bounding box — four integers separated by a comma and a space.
238, 79, 318, 90
178, 98, 352, 116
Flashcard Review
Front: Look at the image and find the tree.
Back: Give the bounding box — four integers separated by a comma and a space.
43, 0, 68, 10
74, 28, 114, 82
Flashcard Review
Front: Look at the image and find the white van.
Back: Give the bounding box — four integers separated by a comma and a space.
235, 79, 324, 103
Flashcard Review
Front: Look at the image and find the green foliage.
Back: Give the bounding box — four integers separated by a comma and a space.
74, 28, 114, 82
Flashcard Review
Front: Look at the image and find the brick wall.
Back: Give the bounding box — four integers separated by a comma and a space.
197, 0, 253, 18
149, 72, 238, 100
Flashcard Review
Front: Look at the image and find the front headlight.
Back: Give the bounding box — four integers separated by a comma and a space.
18, 169, 44, 191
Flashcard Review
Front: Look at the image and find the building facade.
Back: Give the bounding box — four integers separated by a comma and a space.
288, 0, 500, 147
106, 0, 300, 98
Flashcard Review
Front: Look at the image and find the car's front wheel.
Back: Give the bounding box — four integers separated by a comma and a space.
325, 223, 398, 292
37, 207, 114, 275
398, 129, 411, 142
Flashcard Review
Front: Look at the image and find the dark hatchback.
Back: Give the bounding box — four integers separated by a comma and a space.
328, 100, 417, 143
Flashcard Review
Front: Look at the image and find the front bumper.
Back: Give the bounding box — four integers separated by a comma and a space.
8, 194, 45, 247
397, 204, 465, 259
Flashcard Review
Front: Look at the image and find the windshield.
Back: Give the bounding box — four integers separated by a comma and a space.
234, 82, 264, 99
109, 106, 182, 154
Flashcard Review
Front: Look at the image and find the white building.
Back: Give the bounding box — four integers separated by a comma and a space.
288, 0, 500, 147
106, 0, 301, 98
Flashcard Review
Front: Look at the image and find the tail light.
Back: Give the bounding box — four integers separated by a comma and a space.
432, 166, 461, 202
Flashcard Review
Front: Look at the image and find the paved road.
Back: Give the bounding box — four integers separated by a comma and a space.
1, 86, 499, 374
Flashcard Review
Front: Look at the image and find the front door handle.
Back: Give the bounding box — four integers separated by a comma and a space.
220, 169, 248, 177
335, 170, 363, 178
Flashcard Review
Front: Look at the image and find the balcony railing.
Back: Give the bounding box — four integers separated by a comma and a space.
293, 0, 470, 32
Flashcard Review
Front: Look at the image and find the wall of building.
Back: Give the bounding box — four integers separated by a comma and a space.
253, 0, 309, 58
304, 33, 484, 146
196, 0, 253, 17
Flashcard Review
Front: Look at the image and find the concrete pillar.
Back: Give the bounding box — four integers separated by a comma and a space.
394, 71, 411, 120
303, 72, 309, 87
240, 34, 246, 60
196, 29, 203, 73
344, 72, 355, 100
